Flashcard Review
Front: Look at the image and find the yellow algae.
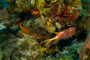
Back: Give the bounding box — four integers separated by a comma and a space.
72, 0, 81, 7
54, 46, 59, 52
51, 0, 57, 3
40, 46, 60, 54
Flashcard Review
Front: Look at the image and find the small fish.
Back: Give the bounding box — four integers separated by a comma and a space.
15, 12, 26, 24
16, 18, 21, 23
19, 23, 30, 35
18, 23, 47, 39
32, 11, 39, 15
41, 27, 77, 46
87, 13, 90, 16
19, 23, 38, 36
31, 10, 40, 17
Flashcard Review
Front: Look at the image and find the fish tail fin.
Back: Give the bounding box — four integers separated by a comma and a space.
40, 36, 58, 46
53, 40, 59, 44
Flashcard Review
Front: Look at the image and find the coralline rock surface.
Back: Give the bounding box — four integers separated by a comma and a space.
0, 22, 6, 33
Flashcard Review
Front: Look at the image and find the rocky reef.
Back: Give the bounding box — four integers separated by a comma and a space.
0, 0, 90, 60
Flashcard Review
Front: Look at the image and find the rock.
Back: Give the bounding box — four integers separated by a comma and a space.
79, 18, 90, 60
0, 22, 7, 33
0, 8, 8, 20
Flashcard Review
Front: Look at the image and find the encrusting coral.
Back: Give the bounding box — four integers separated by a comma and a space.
0, 0, 89, 60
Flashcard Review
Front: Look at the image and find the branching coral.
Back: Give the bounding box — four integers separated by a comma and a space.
7, 0, 31, 13
16, 0, 31, 12
34, 45, 59, 54
36, 0, 46, 19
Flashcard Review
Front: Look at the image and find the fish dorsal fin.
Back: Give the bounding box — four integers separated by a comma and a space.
19, 23, 30, 35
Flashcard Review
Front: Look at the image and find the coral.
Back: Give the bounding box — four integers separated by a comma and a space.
35, 18, 56, 33
75, 12, 89, 30
36, 1, 45, 19
35, 46, 59, 54
7, 0, 31, 13
0, 22, 7, 33
0, 27, 83, 60
72, 0, 81, 7
81, 0, 90, 12
31, 0, 36, 6
15, 0, 31, 12
0, 30, 43, 60
0, 0, 90, 60
7, 6, 16, 14
0, 8, 8, 20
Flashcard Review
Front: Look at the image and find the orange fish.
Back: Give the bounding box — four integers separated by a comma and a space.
87, 13, 90, 16
31, 10, 40, 17
16, 18, 21, 23
19, 23, 38, 36
34, 8, 39, 10
19, 23, 30, 35
18, 23, 45, 39
42, 27, 77, 46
